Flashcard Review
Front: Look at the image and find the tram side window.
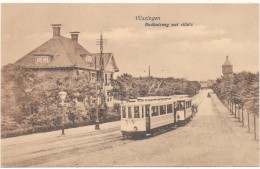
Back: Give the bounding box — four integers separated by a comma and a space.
160, 105, 166, 115
134, 106, 140, 118
128, 107, 132, 118
122, 106, 126, 118
151, 106, 159, 116
167, 104, 173, 113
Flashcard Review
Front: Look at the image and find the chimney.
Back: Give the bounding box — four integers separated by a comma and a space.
51, 24, 62, 37
70, 32, 80, 42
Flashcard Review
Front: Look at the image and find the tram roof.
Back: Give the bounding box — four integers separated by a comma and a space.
121, 100, 176, 106
136, 95, 189, 101
121, 97, 191, 106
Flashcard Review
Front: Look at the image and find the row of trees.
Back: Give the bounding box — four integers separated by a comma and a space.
112, 73, 201, 100
1, 65, 201, 138
212, 72, 259, 116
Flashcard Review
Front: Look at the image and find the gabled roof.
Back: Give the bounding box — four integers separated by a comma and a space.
15, 36, 119, 72
16, 36, 89, 68
91, 53, 119, 72
223, 56, 232, 66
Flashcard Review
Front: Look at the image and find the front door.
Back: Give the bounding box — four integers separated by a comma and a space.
145, 105, 150, 130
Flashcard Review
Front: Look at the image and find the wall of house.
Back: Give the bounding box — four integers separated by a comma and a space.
32, 68, 115, 108
33, 68, 75, 78
32, 68, 96, 80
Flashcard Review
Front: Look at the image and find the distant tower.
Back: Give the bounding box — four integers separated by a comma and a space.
222, 56, 233, 76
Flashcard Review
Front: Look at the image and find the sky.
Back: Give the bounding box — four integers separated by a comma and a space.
1, 3, 259, 81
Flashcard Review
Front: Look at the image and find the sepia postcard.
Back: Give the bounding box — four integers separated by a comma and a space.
1, 2, 259, 167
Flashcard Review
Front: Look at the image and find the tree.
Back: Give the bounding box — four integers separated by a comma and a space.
212, 71, 259, 116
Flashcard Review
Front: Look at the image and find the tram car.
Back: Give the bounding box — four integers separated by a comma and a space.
120, 96, 193, 137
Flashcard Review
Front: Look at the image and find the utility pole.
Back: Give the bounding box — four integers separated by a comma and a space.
94, 57, 100, 130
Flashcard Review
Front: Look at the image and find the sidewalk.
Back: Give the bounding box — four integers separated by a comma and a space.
219, 98, 259, 140
1, 121, 121, 146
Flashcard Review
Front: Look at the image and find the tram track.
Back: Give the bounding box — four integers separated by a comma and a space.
2, 130, 132, 167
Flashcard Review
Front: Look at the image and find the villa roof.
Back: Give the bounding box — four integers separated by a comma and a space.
15, 25, 119, 72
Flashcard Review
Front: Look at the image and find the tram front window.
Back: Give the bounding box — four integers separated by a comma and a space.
177, 101, 185, 111
134, 106, 140, 118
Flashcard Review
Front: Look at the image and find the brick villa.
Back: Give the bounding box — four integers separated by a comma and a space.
15, 24, 119, 107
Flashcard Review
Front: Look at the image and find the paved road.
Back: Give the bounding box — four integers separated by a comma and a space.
1, 90, 259, 166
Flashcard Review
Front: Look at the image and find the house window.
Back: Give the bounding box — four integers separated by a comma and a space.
35, 56, 50, 63
106, 73, 112, 85
107, 90, 113, 96
85, 55, 92, 62
90, 72, 96, 81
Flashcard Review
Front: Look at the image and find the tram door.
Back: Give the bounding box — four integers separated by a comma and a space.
173, 102, 177, 123
184, 101, 186, 119
145, 105, 150, 130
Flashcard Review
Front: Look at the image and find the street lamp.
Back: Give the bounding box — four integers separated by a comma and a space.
58, 91, 67, 135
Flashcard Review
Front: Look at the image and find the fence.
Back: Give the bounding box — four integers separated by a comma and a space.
225, 100, 259, 140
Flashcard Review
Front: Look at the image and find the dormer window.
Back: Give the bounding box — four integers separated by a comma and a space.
86, 55, 92, 62
81, 54, 92, 63
34, 55, 52, 63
